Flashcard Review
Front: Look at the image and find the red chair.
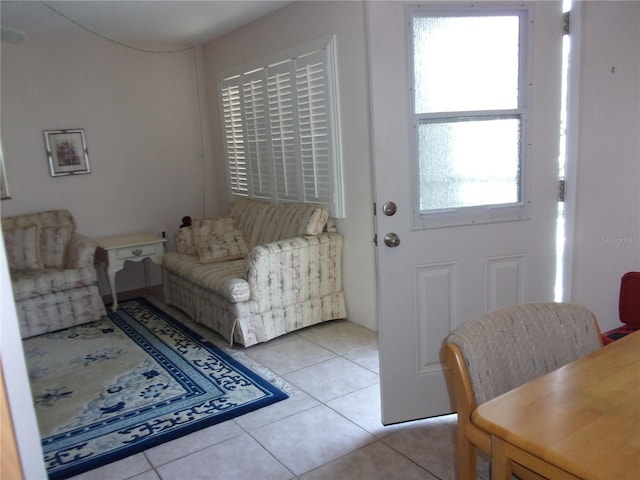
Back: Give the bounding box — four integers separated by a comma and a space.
602, 272, 640, 344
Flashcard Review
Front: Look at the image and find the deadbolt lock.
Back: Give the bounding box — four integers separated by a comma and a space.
382, 201, 397, 216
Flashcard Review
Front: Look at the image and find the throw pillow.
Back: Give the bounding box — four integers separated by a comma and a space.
177, 217, 240, 256
40, 224, 73, 268
193, 216, 238, 241
2, 223, 43, 271
196, 230, 249, 264
175, 227, 196, 255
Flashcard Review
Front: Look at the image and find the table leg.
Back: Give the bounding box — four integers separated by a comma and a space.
143, 258, 150, 290
106, 267, 119, 311
491, 437, 513, 480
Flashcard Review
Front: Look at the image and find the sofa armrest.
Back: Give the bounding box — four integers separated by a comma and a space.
68, 232, 98, 269
245, 233, 343, 312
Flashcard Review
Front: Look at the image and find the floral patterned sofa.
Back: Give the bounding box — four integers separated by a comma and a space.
162, 198, 347, 347
2, 209, 106, 338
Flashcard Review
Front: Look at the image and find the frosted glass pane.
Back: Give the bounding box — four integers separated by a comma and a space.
413, 15, 520, 113
419, 118, 521, 210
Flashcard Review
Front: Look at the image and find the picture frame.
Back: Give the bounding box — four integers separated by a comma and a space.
1, 142, 10, 199
44, 129, 90, 176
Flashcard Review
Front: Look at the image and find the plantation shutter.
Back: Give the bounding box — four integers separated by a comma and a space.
242, 70, 271, 199
219, 37, 344, 217
297, 50, 332, 205
268, 61, 300, 202
221, 80, 247, 196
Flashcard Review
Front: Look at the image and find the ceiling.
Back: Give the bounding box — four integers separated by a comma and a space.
0, 1, 292, 45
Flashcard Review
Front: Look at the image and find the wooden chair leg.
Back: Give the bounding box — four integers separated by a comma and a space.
457, 427, 477, 480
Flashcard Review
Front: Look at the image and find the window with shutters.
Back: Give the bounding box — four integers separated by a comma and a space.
219, 37, 344, 217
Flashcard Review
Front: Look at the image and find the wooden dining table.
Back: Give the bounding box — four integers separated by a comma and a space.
473, 330, 640, 480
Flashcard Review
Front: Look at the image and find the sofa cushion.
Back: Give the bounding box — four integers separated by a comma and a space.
2, 223, 43, 271
2, 209, 77, 271
228, 198, 329, 247
1, 209, 74, 231
11, 266, 98, 301
271, 203, 329, 238
196, 230, 249, 264
193, 216, 238, 239
227, 198, 270, 247
163, 253, 250, 303
40, 224, 73, 268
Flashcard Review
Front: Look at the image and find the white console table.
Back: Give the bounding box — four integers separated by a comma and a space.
96, 232, 166, 311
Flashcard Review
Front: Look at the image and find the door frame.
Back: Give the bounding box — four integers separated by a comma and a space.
558, 2, 582, 303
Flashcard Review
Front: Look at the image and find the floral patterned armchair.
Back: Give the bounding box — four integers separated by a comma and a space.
2, 209, 106, 338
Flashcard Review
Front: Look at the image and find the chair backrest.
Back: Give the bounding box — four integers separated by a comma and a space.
2, 209, 76, 270
446, 302, 602, 407
1, 209, 75, 231
620, 272, 640, 327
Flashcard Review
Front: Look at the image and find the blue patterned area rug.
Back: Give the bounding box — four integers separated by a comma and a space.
24, 298, 288, 480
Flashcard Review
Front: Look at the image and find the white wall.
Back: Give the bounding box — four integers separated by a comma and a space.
570, 1, 640, 331
1, 31, 211, 292
202, 1, 378, 330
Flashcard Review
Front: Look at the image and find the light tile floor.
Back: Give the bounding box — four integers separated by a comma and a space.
68, 291, 490, 480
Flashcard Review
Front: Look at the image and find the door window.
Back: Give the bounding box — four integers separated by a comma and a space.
411, 8, 531, 228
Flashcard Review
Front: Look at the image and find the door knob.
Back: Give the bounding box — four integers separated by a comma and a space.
384, 233, 400, 247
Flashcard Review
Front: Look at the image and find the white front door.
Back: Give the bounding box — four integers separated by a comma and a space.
367, 1, 564, 424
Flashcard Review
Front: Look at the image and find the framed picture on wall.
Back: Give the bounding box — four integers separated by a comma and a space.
44, 129, 91, 176
1, 142, 10, 199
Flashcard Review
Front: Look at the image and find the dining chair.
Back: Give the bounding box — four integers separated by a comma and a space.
602, 271, 640, 344
444, 302, 603, 480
